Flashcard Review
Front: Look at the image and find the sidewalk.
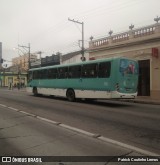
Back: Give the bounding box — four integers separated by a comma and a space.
125, 96, 160, 105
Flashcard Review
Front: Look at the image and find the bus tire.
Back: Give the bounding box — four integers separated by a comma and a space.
66, 89, 75, 102
33, 87, 38, 96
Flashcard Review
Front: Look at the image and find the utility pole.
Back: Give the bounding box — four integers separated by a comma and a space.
18, 43, 31, 69
68, 18, 85, 61
2, 63, 8, 87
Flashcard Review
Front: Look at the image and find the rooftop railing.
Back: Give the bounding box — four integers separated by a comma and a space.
89, 23, 160, 49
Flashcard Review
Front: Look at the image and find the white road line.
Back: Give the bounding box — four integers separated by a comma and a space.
19, 111, 37, 117
36, 116, 60, 125
2, 104, 159, 156
0, 104, 7, 107
60, 124, 95, 137
7, 107, 19, 111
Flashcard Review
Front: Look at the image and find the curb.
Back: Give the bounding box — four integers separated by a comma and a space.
123, 99, 160, 105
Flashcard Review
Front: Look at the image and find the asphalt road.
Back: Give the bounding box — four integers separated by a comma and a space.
0, 88, 160, 159
1, 104, 139, 165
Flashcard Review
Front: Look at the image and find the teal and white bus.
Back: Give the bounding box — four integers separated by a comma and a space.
27, 57, 138, 101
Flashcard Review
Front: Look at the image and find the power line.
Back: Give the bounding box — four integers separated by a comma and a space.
29, 0, 151, 55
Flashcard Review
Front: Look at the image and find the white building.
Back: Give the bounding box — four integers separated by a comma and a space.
61, 50, 89, 64
0, 42, 2, 65
88, 23, 160, 99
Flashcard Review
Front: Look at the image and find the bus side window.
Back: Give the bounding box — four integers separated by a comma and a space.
58, 67, 68, 79
37, 70, 42, 79
32, 71, 34, 79
48, 68, 57, 79
68, 65, 81, 78
48, 69, 52, 79
82, 64, 97, 78
98, 62, 111, 78
41, 69, 48, 79
33, 71, 38, 79
53, 68, 58, 78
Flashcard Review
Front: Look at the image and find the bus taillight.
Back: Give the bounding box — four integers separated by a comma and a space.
115, 83, 119, 91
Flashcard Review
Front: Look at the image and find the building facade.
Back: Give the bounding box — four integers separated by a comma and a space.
61, 51, 89, 64
0, 42, 2, 66
12, 54, 37, 71
0, 71, 27, 87
88, 23, 160, 99
41, 54, 60, 67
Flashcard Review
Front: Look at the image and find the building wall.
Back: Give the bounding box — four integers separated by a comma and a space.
61, 52, 89, 64
88, 23, 160, 99
0, 42, 2, 64
151, 52, 160, 99
12, 54, 37, 71
41, 55, 60, 67
0, 72, 27, 87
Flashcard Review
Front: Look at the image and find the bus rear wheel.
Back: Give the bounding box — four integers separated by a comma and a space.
66, 89, 75, 102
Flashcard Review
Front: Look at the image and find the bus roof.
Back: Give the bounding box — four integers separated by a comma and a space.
29, 57, 133, 71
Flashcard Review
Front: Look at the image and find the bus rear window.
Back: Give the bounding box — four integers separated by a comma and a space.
119, 59, 138, 76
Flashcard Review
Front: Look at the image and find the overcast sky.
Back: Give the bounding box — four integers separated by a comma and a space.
0, 0, 160, 62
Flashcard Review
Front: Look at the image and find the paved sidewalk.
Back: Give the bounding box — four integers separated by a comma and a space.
125, 96, 160, 105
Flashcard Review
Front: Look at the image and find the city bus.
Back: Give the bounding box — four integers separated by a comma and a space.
26, 57, 139, 101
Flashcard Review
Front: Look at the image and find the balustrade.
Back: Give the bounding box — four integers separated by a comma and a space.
134, 25, 156, 38
112, 33, 129, 43
89, 23, 160, 49
92, 38, 109, 47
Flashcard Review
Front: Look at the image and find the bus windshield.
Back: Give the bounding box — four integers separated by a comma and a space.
119, 59, 138, 76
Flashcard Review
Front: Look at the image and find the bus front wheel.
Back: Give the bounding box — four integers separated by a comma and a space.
66, 89, 75, 102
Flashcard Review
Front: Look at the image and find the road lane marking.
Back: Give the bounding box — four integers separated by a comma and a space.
36, 116, 60, 125
19, 111, 37, 117
1, 103, 159, 156
0, 104, 7, 107
7, 107, 19, 111
60, 124, 95, 137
